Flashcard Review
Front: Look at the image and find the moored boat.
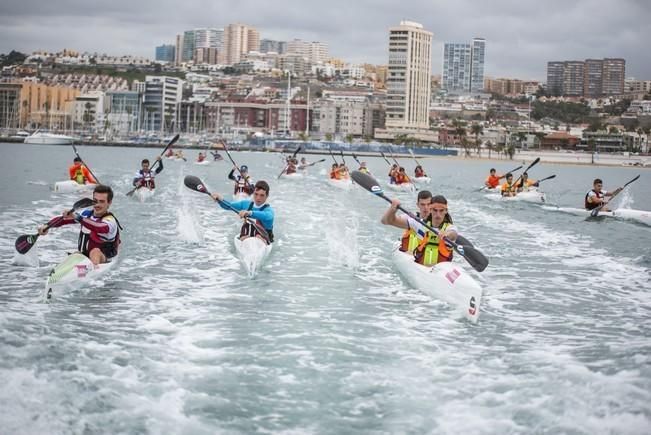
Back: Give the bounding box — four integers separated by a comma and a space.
44, 252, 119, 301
233, 235, 272, 278
24, 131, 75, 145
391, 244, 483, 323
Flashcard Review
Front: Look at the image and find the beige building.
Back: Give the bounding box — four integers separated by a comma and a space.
0, 81, 80, 129
375, 21, 436, 142
223, 23, 260, 65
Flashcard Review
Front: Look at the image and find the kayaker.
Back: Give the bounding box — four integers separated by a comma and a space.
165, 148, 174, 158
485, 168, 505, 189
398, 190, 433, 253
174, 150, 185, 161
414, 165, 427, 178
585, 178, 622, 211
197, 152, 206, 163
211, 151, 223, 161
68, 157, 97, 185
338, 162, 350, 179
211, 180, 274, 244
500, 173, 517, 197
514, 172, 539, 192
228, 165, 254, 196
285, 159, 297, 175
358, 161, 370, 174
394, 167, 410, 185
297, 157, 309, 170
382, 194, 457, 266
37, 185, 121, 265
330, 163, 339, 179
133, 157, 163, 190
388, 164, 398, 184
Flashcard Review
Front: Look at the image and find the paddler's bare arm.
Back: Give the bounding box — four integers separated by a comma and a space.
381, 199, 408, 229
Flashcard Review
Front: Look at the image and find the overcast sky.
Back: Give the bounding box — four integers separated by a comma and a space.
1, 0, 650, 81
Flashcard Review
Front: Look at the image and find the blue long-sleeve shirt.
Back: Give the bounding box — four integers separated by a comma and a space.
218, 199, 274, 230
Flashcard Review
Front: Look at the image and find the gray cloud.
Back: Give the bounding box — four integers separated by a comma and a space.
1, 0, 650, 81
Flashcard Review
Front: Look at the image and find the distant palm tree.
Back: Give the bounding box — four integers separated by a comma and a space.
470, 123, 483, 156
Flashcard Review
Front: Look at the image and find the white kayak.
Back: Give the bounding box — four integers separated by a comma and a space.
387, 182, 416, 192
280, 172, 303, 180
233, 191, 251, 201
194, 160, 210, 166
133, 187, 155, 202
543, 206, 651, 227
392, 245, 483, 323
53, 180, 96, 194
233, 235, 272, 278
44, 252, 119, 301
328, 178, 353, 190
413, 176, 431, 184
485, 189, 546, 204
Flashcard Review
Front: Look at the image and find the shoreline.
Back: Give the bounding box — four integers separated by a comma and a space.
2, 140, 649, 169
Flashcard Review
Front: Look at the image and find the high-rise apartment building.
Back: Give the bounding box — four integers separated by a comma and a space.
194, 28, 223, 50
142, 76, 184, 132
385, 21, 432, 130
546, 58, 626, 97
155, 44, 175, 63
602, 58, 625, 96
442, 37, 486, 93
286, 39, 329, 64
223, 24, 260, 65
546, 61, 564, 96
260, 39, 287, 54
182, 30, 196, 63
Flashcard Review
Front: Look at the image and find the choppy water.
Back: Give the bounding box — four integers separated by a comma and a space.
1, 143, 650, 434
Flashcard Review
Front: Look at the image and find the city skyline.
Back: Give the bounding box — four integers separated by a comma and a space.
1, 0, 650, 81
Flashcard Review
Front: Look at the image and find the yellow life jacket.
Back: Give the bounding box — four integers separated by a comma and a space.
400, 213, 422, 253
74, 167, 85, 184
414, 221, 453, 266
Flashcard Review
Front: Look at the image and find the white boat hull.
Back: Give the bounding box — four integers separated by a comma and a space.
233, 235, 272, 278
194, 160, 210, 166
387, 182, 416, 192
133, 187, 155, 202
328, 178, 353, 190
280, 172, 303, 180
413, 176, 431, 184
392, 245, 482, 323
24, 132, 74, 145
53, 180, 96, 193
44, 253, 119, 301
485, 189, 546, 204
544, 206, 651, 227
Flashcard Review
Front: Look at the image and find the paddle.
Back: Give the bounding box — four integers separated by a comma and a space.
352, 153, 362, 166
511, 158, 540, 191
72, 144, 101, 184
127, 134, 179, 197
535, 174, 556, 184
300, 158, 325, 168
590, 175, 640, 217
388, 148, 400, 166
328, 146, 339, 164
183, 175, 271, 244
351, 171, 488, 272
408, 149, 422, 167
14, 197, 95, 254
222, 141, 254, 190
380, 151, 392, 166
277, 146, 302, 179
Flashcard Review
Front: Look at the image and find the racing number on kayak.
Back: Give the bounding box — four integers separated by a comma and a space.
75, 264, 90, 278
468, 296, 477, 316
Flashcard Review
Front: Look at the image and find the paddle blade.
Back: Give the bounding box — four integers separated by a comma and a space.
351, 171, 384, 196
455, 235, 489, 272
15, 234, 39, 254
590, 208, 600, 217
184, 175, 211, 195
72, 197, 95, 210
168, 134, 180, 147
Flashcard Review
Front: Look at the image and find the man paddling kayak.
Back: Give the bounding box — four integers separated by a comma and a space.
211, 180, 274, 243
133, 157, 163, 190
358, 161, 370, 174
585, 178, 622, 211
394, 167, 411, 185
37, 185, 121, 265
69, 157, 97, 185
398, 190, 433, 253
382, 194, 457, 266
514, 172, 539, 192
500, 173, 517, 197
228, 165, 254, 196
414, 165, 427, 179
485, 168, 505, 189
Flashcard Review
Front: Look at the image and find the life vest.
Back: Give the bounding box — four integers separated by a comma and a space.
69, 164, 86, 184
585, 189, 603, 210
234, 175, 253, 195
501, 182, 514, 195
486, 174, 500, 188
395, 173, 408, 184
285, 165, 297, 175
359, 167, 369, 174
240, 203, 274, 243
330, 169, 339, 180
400, 212, 422, 253
77, 212, 122, 259
413, 220, 453, 266
138, 169, 156, 189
